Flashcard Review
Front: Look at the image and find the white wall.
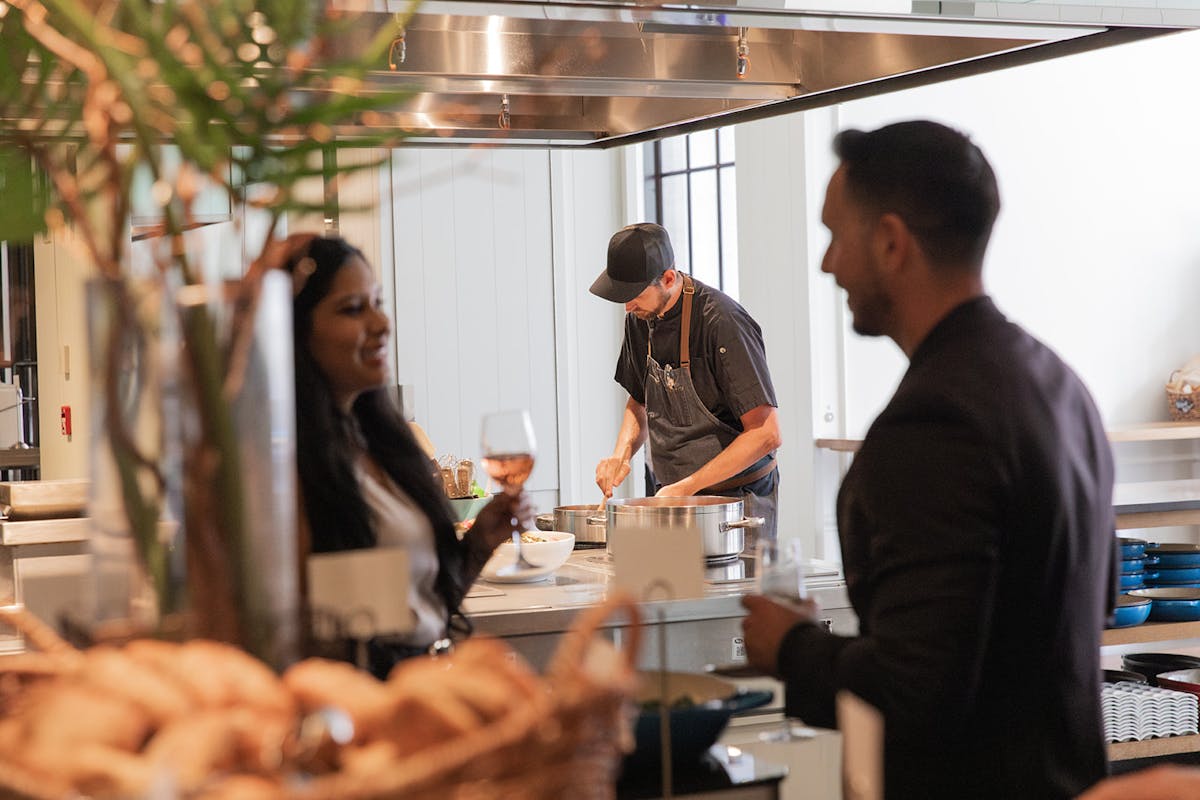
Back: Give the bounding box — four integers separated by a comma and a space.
387, 148, 556, 508
550, 150, 633, 505
735, 29, 1200, 557
834, 30, 1200, 446
33, 229, 92, 479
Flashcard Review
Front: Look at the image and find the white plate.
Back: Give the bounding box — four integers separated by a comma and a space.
482, 565, 557, 583
479, 531, 574, 583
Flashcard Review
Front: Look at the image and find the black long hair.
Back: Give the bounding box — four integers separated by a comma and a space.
277, 233, 471, 637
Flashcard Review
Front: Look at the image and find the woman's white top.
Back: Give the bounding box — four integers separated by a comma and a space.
356, 460, 446, 647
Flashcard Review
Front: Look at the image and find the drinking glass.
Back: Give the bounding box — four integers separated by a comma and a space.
756, 538, 807, 605
480, 410, 537, 574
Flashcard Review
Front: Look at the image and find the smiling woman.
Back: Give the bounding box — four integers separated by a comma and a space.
274, 233, 535, 677
303, 246, 392, 412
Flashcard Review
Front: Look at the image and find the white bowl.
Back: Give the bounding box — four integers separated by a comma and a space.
480, 531, 575, 583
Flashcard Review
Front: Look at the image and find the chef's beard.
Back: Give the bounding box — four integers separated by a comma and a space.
631, 284, 673, 320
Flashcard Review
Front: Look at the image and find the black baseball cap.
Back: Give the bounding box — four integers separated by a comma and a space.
589, 223, 675, 303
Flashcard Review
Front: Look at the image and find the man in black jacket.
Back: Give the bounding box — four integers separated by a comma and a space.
741, 120, 1117, 799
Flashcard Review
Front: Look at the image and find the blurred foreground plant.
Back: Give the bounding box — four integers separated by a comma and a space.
0, 0, 410, 660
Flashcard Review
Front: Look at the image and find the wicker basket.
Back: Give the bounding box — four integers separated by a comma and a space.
1167, 370, 1200, 421
0, 597, 642, 800
296, 595, 642, 800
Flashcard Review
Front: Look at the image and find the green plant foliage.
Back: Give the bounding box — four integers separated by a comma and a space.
0, 147, 47, 240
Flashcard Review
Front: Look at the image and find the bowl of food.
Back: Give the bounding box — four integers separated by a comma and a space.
480, 531, 575, 583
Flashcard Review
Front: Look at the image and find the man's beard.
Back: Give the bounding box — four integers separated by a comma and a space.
633, 284, 672, 320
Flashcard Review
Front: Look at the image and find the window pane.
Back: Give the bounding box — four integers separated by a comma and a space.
644, 178, 659, 224
689, 170, 719, 288
718, 128, 736, 164
689, 130, 717, 169
720, 166, 739, 300
660, 134, 687, 174
642, 141, 658, 176
661, 174, 690, 274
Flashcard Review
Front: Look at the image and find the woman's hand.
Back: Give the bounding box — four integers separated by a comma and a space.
470, 491, 537, 554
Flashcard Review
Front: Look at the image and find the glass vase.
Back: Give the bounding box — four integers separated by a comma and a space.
85, 271, 300, 669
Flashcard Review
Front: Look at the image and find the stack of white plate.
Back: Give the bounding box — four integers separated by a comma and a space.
1102, 682, 1199, 742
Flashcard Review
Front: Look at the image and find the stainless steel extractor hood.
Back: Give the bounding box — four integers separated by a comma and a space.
321, 0, 1197, 147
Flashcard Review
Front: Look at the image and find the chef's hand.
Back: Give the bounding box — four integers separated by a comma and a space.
1075, 765, 1200, 799
740, 594, 820, 678
471, 490, 537, 553
655, 477, 699, 497
596, 457, 631, 498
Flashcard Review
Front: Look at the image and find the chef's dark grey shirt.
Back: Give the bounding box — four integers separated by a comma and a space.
614, 278, 777, 430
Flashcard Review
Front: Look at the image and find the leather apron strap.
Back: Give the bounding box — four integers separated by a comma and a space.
701, 458, 777, 494
680, 274, 695, 368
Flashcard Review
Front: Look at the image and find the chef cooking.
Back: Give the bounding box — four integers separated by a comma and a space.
590, 222, 782, 546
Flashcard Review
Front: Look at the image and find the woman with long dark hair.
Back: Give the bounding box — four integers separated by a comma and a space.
276, 232, 529, 676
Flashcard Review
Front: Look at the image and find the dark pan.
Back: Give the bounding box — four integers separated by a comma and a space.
1122, 652, 1200, 685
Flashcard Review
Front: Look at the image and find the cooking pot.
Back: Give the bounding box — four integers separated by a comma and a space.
604, 496, 763, 563
535, 505, 607, 544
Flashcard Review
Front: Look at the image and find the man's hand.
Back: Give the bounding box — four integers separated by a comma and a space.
655, 478, 698, 497
596, 456, 631, 498
740, 594, 820, 678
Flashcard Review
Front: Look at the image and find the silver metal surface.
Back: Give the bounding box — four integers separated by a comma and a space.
306, 0, 1183, 146
6, 2, 1188, 146
605, 495, 752, 561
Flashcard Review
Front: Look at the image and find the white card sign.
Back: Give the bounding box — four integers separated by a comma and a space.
307, 547, 413, 636
609, 524, 705, 602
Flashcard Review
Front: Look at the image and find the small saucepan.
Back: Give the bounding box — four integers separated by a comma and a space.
536, 505, 607, 545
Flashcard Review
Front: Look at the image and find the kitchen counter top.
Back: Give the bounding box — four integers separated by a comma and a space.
464, 549, 850, 639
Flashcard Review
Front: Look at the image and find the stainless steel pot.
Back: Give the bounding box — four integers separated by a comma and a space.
535, 505, 607, 544
604, 496, 763, 562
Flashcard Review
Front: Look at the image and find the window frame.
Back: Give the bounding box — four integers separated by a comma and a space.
643, 129, 736, 292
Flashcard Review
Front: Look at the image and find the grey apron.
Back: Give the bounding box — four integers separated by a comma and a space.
644, 275, 779, 545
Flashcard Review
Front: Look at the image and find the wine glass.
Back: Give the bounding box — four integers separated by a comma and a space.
757, 538, 807, 605
480, 410, 537, 575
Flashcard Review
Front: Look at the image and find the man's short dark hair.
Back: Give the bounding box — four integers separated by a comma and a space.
833, 120, 1000, 270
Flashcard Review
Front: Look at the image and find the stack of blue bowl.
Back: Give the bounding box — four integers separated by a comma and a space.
1119, 538, 1152, 593
1144, 544, 1200, 589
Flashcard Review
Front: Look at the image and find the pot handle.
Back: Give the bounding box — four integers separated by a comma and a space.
535, 513, 555, 531
586, 515, 606, 526
721, 516, 765, 531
